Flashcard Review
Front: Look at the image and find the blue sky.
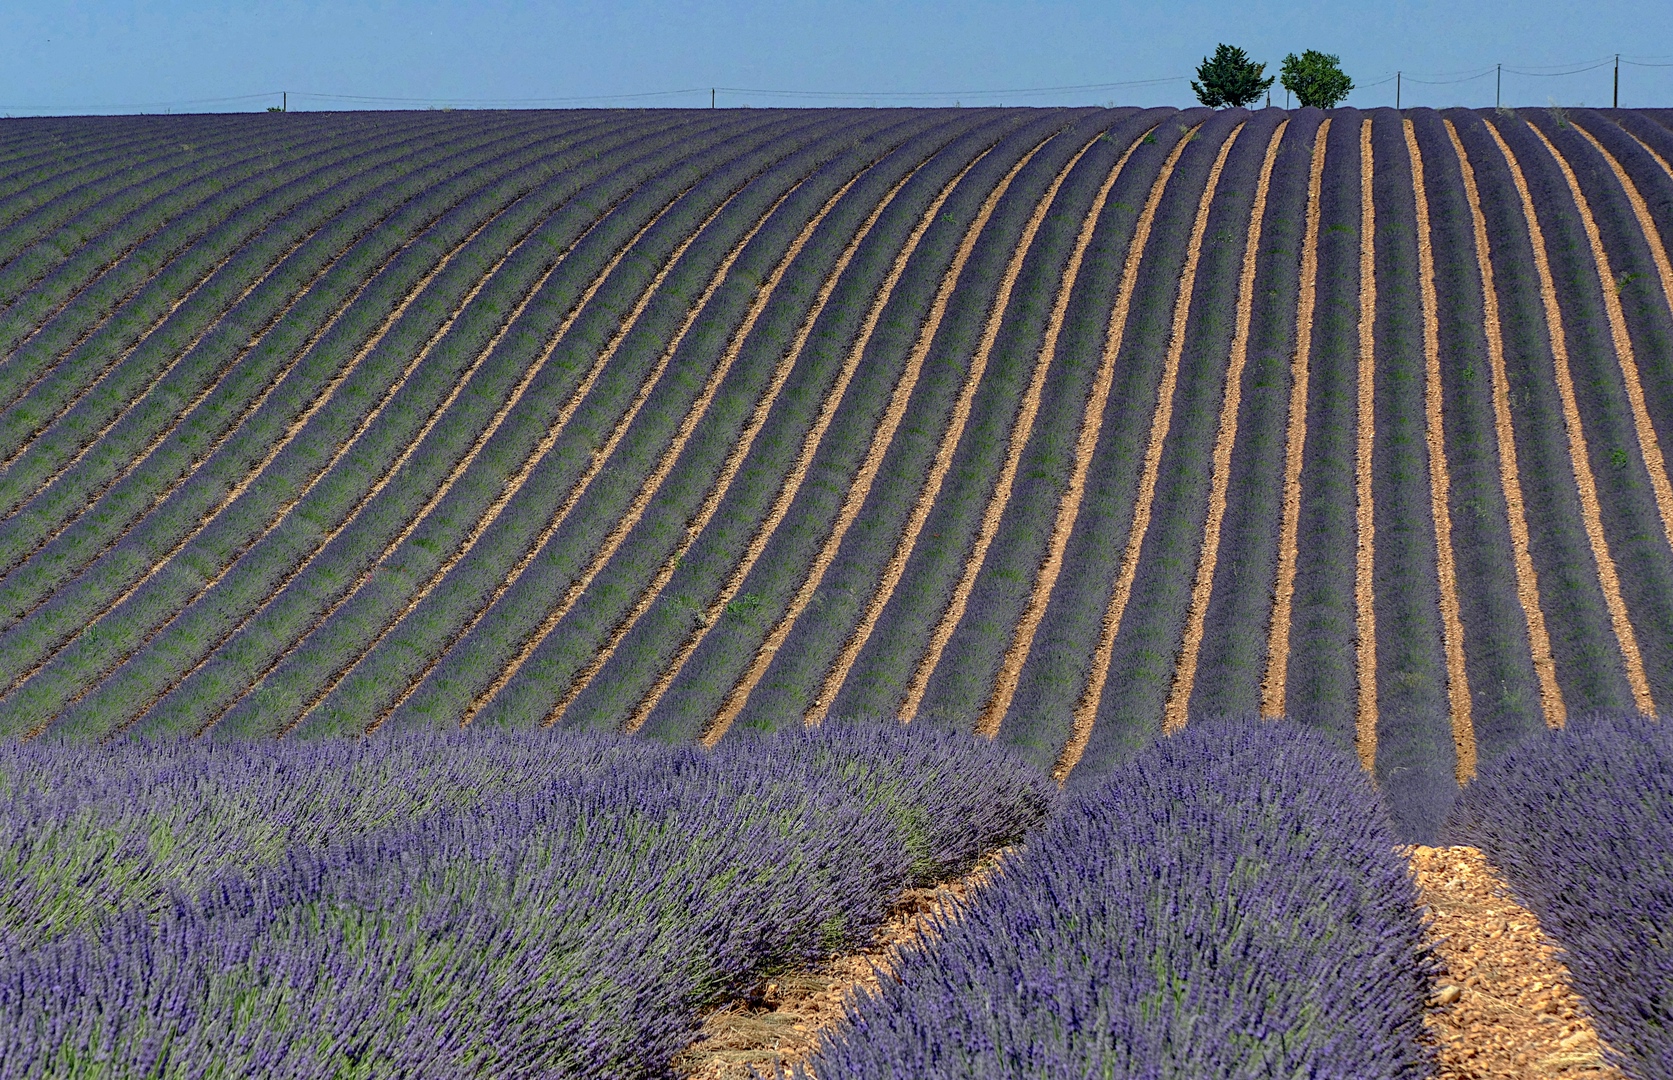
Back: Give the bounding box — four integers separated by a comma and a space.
2, 1, 1668, 115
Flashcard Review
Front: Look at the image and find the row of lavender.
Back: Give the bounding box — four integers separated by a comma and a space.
0, 723, 1052, 1078
805, 718, 1439, 1078
1447, 713, 1673, 1080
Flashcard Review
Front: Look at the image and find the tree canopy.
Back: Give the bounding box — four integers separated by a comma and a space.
1281, 50, 1355, 109
1192, 44, 1275, 109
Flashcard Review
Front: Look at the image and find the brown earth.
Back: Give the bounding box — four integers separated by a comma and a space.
673, 850, 1008, 1080
1411, 844, 1622, 1079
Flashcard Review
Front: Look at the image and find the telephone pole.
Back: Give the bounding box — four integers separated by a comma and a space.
1496, 64, 1501, 108
711, 88, 715, 109
282, 90, 287, 113
1614, 54, 1620, 108
1396, 71, 1401, 110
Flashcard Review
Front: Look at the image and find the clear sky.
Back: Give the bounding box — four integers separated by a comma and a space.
2, 0, 1668, 116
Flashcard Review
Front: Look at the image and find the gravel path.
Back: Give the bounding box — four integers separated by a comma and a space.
1411, 844, 1622, 1078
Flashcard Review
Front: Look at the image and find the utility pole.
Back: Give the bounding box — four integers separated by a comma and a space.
1614, 54, 1620, 108
1496, 64, 1501, 108
1396, 71, 1401, 110
282, 90, 287, 113
711, 88, 715, 109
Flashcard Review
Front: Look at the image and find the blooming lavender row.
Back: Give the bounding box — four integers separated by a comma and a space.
805, 718, 1437, 1079
0, 722, 1053, 1078
1445, 712, 1673, 1080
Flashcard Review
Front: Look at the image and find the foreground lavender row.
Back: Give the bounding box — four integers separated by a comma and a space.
1446, 713, 1673, 1080
0, 725, 1054, 1078
3, 109, 1673, 814
804, 719, 1438, 1078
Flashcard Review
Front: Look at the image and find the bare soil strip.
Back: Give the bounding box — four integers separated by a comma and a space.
1531, 125, 1673, 565
545, 160, 931, 730
1445, 119, 1566, 727
1051, 123, 1242, 778
672, 851, 1008, 1080
1407, 121, 1478, 782
1355, 119, 1380, 772
1485, 122, 1656, 715
0, 191, 446, 586
467, 164, 868, 726
1410, 845, 1622, 1079
1260, 119, 1332, 718
0, 224, 319, 507
897, 129, 1155, 725
698, 137, 1053, 745
32, 196, 579, 732
1576, 127, 1673, 350
1162, 121, 1287, 735
971, 125, 1196, 747
0, 237, 254, 475
805, 131, 1110, 727
623, 146, 997, 736
4, 198, 520, 716
307, 174, 762, 733
148, 177, 698, 739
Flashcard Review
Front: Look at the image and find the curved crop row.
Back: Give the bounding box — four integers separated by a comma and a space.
0, 109, 1670, 822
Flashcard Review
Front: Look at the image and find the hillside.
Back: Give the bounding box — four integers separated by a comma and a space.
1, 105, 1670, 822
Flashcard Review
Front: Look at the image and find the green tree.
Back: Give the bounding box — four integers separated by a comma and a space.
1281, 50, 1355, 109
1192, 44, 1275, 109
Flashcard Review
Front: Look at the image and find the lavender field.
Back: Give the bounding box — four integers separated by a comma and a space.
2, 104, 1673, 1075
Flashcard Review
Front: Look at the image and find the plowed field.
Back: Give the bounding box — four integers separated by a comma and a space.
5, 105, 1672, 816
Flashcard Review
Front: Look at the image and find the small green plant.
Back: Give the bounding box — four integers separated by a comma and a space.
1280, 50, 1355, 109
1192, 44, 1274, 109
725, 593, 765, 622
1612, 448, 1631, 470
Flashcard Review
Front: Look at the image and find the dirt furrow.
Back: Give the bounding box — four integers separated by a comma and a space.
696, 136, 1053, 745
0, 222, 327, 521
622, 146, 998, 737
1484, 122, 1655, 715
135, 188, 694, 741
1407, 120, 1478, 781
451, 177, 817, 727
971, 126, 1196, 749
1353, 119, 1379, 771
1411, 845, 1622, 1079
1049, 123, 1237, 778
365, 174, 770, 732
805, 131, 1108, 727
1162, 121, 1287, 735
898, 131, 1156, 724
79, 171, 650, 739
1259, 120, 1332, 718
1532, 125, 1673, 562
543, 161, 929, 730
1444, 120, 1565, 727
2, 194, 517, 716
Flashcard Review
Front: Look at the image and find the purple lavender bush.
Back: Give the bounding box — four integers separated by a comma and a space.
1445, 711, 1673, 1080
0, 721, 1051, 1078
803, 717, 1438, 1079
